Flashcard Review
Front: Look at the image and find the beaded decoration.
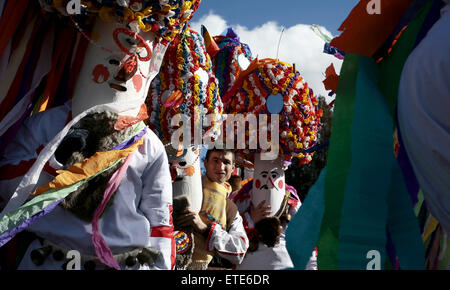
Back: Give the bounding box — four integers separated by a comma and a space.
174, 230, 193, 254
199, 210, 225, 230
223, 59, 322, 165
147, 27, 223, 146
210, 28, 253, 98
38, 0, 202, 44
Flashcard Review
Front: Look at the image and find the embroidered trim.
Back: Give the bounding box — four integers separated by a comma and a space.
199, 211, 224, 230
205, 222, 218, 251
174, 230, 193, 254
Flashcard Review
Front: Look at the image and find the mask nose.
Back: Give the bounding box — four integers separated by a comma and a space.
114, 54, 138, 82
266, 177, 276, 189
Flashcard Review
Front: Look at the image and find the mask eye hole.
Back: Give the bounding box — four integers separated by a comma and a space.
109, 59, 120, 66
107, 56, 121, 66
126, 37, 138, 46
178, 161, 187, 167
113, 28, 152, 62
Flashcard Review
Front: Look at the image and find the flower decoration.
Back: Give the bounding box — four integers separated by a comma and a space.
147, 28, 223, 146
38, 0, 202, 43
223, 58, 322, 165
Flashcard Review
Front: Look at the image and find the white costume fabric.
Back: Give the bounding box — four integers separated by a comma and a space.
237, 225, 294, 270
0, 103, 174, 270
203, 210, 249, 266
233, 187, 310, 270
397, 3, 450, 233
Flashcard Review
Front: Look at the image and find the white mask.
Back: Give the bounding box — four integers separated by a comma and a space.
252, 153, 285, 215
71, 19, 166, 117
168, 146, 203, 213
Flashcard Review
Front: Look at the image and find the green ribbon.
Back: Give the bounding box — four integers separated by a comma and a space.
336, 56, 394, 269
0, 159, 124, 235
316, 53, 359, 269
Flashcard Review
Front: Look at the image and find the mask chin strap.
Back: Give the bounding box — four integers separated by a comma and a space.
274, 190, 291, 219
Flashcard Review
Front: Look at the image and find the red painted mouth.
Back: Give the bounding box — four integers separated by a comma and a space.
109, 83, 127, 92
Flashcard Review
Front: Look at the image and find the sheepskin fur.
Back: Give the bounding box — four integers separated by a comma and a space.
55, 111, 135, 222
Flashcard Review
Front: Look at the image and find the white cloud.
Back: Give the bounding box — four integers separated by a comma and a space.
190, 13, 343, 101
191, 12, 228, 36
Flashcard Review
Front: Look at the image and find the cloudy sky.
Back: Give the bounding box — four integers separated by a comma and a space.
190, 0, 359, 100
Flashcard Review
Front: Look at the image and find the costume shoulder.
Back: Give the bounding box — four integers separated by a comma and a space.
24, 103, 71, 137
141, 126, 166, 160
24, 104, 70, 153
0, 104, 70, 167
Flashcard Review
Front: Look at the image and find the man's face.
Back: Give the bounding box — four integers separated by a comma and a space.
204, 151, 235, 184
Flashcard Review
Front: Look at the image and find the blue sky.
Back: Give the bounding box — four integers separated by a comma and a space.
190, 1, 359, 99
192, 0, 360, 37
192, 1, 361, 171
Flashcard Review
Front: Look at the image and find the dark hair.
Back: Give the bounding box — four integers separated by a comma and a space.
205, 149, 235, 163
255, 217, 282, 248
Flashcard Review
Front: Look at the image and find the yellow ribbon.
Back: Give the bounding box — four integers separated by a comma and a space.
33, 136, 145, 196
422, 215, 439, 242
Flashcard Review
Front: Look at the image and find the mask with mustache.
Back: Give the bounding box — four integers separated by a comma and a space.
251, 153, 286, 216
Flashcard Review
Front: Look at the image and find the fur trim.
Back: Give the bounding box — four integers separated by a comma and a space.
55, 111, 135, 222
59, 161, 124, 222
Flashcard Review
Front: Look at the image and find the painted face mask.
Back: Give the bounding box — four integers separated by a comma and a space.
252, 153, 286, 216
71, 19, 166, 117
168, 146, 203, 213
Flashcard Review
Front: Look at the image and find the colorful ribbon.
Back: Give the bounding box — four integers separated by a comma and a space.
0, 128, 146, 251
92, 153, 134, 270
0, 158, 123, 247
